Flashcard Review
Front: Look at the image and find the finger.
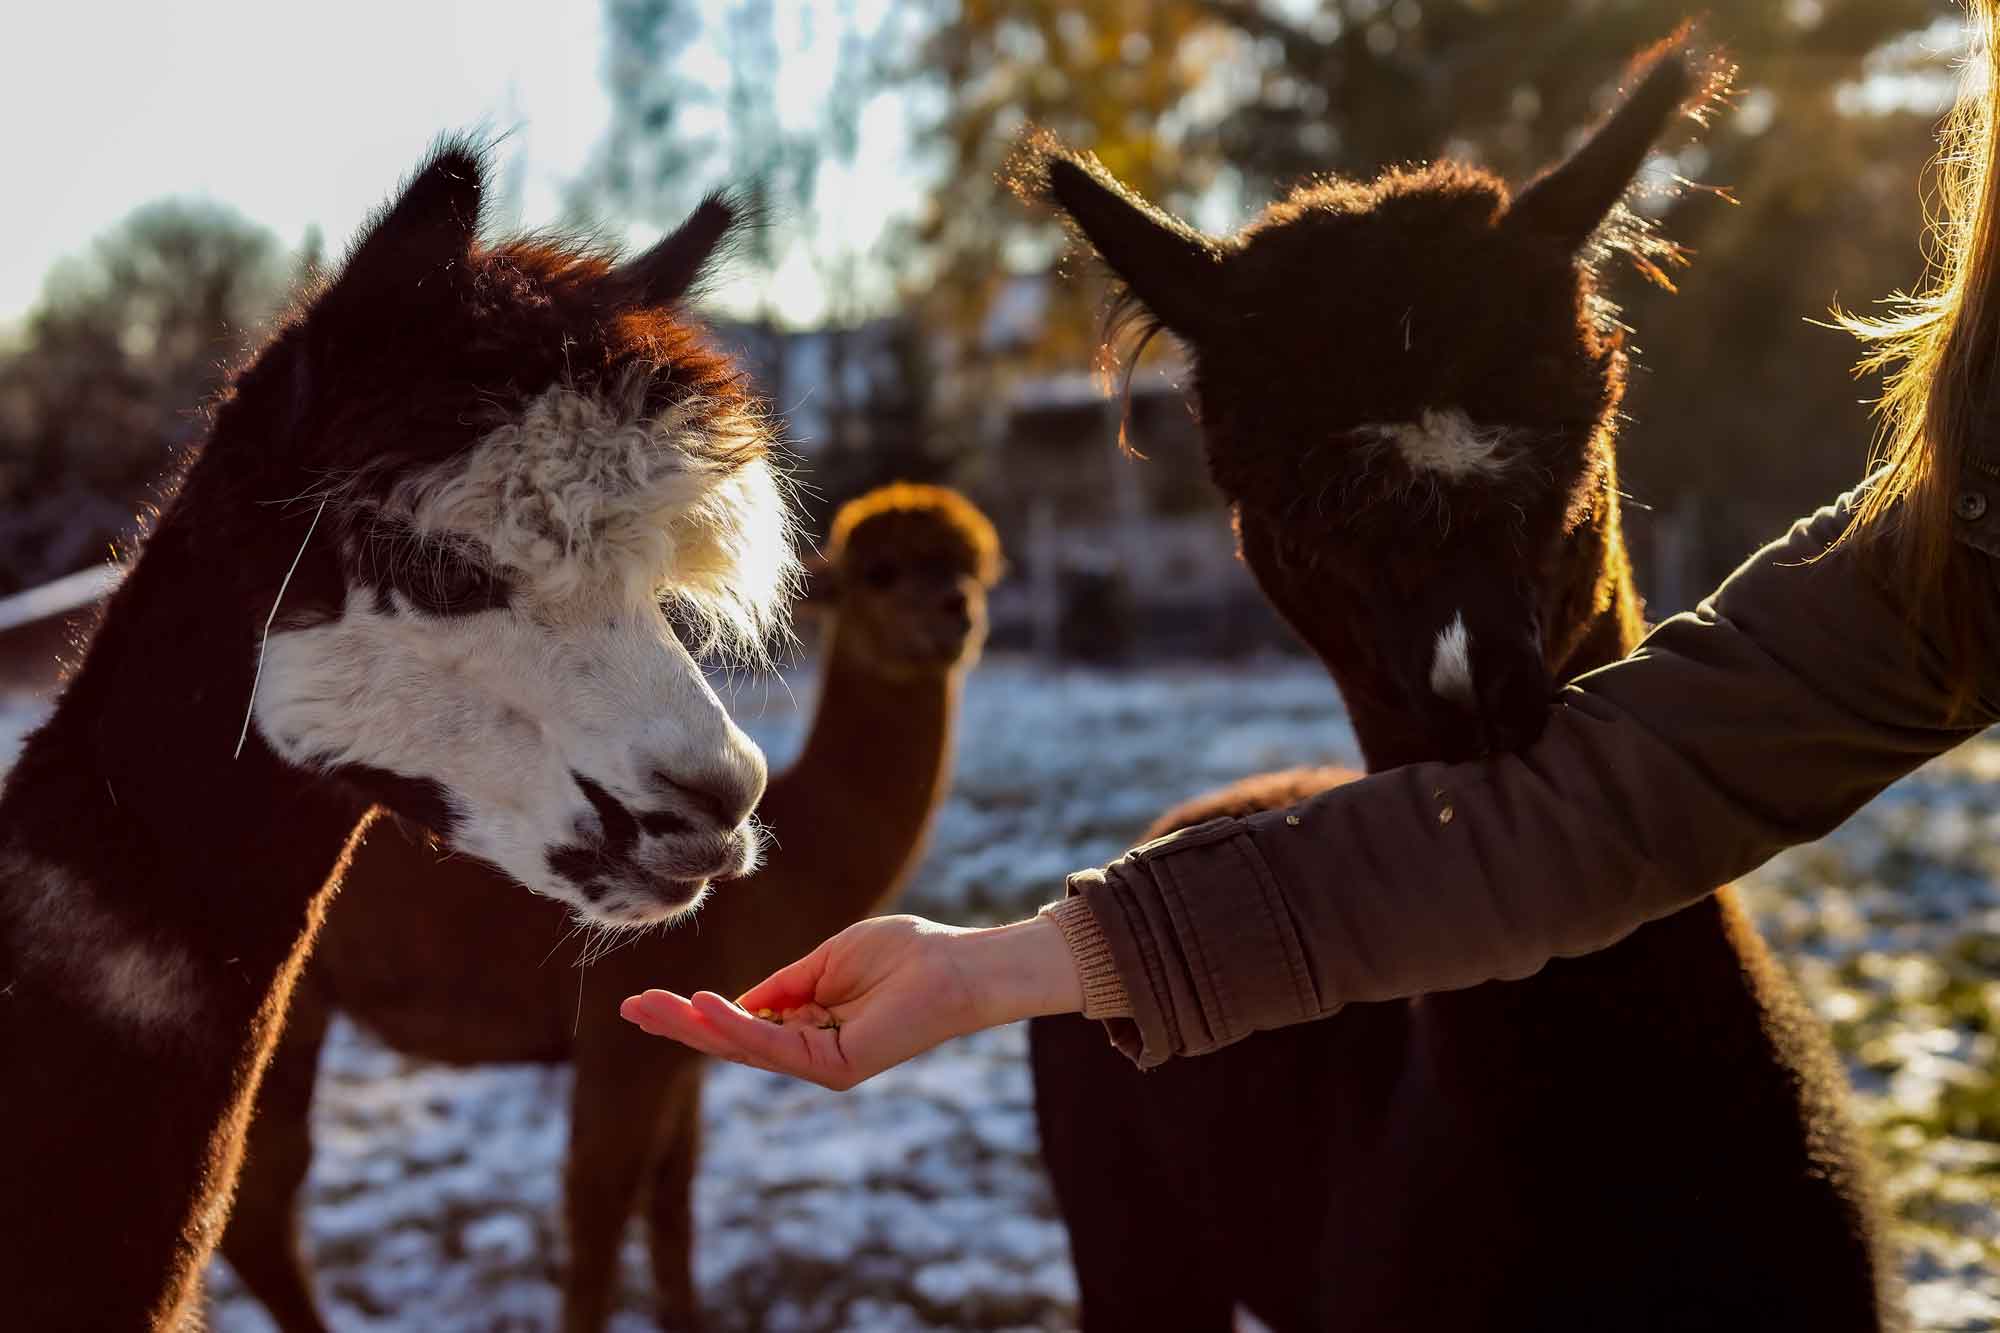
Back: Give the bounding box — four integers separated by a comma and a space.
736, 945, 834, 1015
621, 991, 793, 1075
690, 990, 801, 1052
690, 990, 850, 1086
619, 988, 687, 1027
620, 988, 696, 1026
619, 991, 726, 1053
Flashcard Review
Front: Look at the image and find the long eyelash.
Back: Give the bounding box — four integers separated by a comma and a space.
355, 513, 493, 611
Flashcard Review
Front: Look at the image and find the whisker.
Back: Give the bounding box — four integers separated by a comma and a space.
234, 497, 329, 760
541, 919, 585, 969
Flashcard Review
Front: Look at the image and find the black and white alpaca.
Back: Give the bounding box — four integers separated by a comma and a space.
0, 140, 796, 1330
1026, 42, 1898, 1332
218, 485, 1004, 1333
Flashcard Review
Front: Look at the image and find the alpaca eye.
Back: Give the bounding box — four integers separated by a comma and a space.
436, 558, 487, 603
403, 548, 503, 616
862, 561, 899, 589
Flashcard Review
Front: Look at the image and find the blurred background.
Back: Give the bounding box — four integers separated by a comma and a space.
0, 0, 1968, 661
8, 4, 2000, 1330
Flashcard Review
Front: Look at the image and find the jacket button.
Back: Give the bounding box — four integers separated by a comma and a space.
1957, 490, 1989, 522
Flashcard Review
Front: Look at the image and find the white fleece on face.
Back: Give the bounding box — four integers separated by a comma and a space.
387, 376, 800, 661
1360, 408, 1518, 482
251, 378, 787, 924
253, 585, 765, 921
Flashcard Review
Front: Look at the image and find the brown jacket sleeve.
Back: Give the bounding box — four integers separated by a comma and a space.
1063, 490, 2000, 1067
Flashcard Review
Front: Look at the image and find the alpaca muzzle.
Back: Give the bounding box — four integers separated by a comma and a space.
1416, 602, 1552, 761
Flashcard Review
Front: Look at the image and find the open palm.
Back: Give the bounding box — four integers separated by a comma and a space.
620, 916, 989, 1090
621, 912, 1080, 1089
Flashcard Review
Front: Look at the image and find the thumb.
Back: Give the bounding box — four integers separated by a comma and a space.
736, 940, 833, 1015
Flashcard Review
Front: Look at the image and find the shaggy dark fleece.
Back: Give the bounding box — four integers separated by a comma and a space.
1025, 39, 1900, 1333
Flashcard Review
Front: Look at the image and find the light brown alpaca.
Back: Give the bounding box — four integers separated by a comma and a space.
0, 142, 791, 1331
221, 482, 1002, 1333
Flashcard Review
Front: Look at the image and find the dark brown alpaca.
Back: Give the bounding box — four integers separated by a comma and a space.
1024, 44, 1898, 1332
0, 142, 797, 1331
220, 483, 1002, 1333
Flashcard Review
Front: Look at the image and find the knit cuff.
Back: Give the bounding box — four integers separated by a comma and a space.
1040, 894, 1133, 1020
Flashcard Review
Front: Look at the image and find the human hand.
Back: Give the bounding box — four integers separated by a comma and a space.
619, 912, 1082, 1090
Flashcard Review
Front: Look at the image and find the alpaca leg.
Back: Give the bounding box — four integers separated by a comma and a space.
644, 1066, 705, 1332
563, 1038, 671, 1333
217, 981, 334, 1333
1029, 1013, 1235, 1333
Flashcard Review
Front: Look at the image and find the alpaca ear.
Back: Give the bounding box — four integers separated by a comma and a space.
1505, 41, 1699, 250
332, 139, 486, 297
1031, 143, 1224, 340
605, 190, 753, 309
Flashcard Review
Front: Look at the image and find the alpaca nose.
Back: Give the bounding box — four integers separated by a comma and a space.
647, 719, 767, 831
653, 760, 764, 830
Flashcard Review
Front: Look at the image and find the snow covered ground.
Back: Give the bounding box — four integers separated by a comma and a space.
0, 692, 48, 771
5, 657, 1997, 1330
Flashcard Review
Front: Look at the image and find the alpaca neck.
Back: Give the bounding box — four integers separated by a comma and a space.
753, 627, 960, 937
1545, 457, 1647, 679
6, 496, 365, 971
0, 473, 366, 1328
1552, 472, 1648, 668
1558, 556, 1645, 675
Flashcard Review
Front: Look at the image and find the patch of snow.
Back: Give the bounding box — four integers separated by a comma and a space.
4, 665, 1996, 1328
0, 692, 49, 769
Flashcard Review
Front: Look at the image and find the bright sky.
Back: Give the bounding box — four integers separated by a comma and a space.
3, 4, 1959, 339
0, 1, 914, 332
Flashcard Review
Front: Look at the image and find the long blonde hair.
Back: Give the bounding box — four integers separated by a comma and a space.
1842, 0, 2000, 704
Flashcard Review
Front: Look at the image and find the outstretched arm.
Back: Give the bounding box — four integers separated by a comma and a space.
621, 914, 1078, 1089
1053, 489, 2000, 1065
625, 490, 2000, 1084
